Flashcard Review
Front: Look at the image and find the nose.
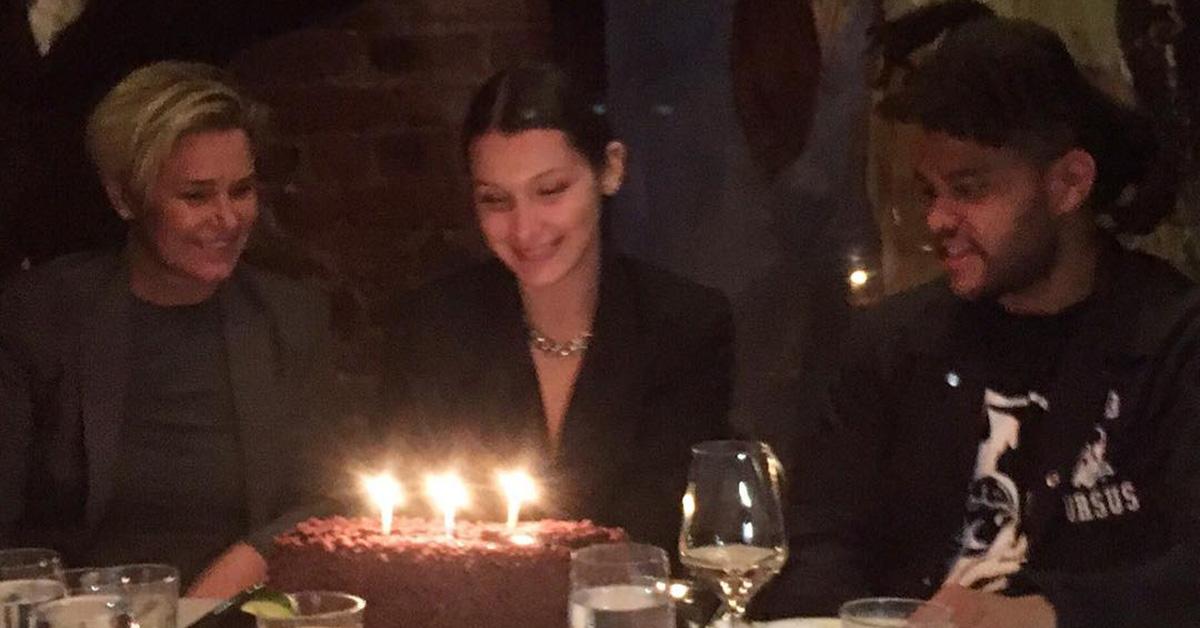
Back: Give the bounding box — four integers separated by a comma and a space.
925, 196, 961, 236
510, 197, 538, 244
211, 193, 240, 230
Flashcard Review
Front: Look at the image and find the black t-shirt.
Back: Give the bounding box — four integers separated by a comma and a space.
951, 299, 1089, 577
87, 296, 248, 585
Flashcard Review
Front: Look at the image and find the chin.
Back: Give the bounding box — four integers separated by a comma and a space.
947, 274, 988, 301
512, 265, 570, 290
495, 250, 562, 288
181, 261, 238, 286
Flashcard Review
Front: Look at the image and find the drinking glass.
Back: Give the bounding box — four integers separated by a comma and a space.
0, 549, 62, 582
569, 543, 674, 628
254, 592, 365, 628
679, 440, 787, 627
1, 579, 67, 628
63, 564, 179, 628
839, 598, 955, 627
37, 595, 130, 628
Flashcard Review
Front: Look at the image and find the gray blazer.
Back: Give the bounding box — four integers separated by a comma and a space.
0, 251, 337, 561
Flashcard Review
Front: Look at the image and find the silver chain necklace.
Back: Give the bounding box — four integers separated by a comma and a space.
527, 327, 592, 358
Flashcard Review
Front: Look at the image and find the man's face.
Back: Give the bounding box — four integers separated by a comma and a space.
914, 130, 1059, 302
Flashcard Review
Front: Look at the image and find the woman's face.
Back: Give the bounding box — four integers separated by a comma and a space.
126, 128, 258, 292
469, 129, 623, 290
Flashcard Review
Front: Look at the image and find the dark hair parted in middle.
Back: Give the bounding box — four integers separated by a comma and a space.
876, 5, 1175, 235
461, 62, 613, 171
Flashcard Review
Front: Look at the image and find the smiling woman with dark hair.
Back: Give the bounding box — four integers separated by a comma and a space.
0, 61, 336, 597
379, 63, 734, 563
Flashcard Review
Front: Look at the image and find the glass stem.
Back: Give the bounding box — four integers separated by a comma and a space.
717, 601, 751, 627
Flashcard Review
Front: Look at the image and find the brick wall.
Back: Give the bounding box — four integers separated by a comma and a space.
231, 0, 553, 327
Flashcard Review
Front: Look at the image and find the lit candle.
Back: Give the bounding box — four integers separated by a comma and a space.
425, 472, 469, 539
497, 470, 537, 531
363, 473, 403, 535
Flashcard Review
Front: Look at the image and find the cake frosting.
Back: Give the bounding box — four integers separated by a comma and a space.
269, 516, 625, 628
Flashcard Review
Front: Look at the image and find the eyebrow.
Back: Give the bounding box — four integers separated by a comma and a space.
945, 167, 987, 180
473, 167, 568, 188
182, 172, 257, 186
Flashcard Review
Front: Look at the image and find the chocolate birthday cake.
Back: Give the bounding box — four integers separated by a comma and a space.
269, 517, 625, 628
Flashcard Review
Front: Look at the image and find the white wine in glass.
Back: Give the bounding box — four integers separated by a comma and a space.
679, 440, 787, 626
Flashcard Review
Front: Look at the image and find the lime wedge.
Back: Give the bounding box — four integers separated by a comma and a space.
240, 591, 296, 619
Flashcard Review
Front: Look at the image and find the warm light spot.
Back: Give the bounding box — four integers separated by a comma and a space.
425, 472, 469, 538
425, 472, 469, 509
848, 269, 870, 287
498, 470, 538, 530
362, 473, 404, 535
509, 533, 537, 546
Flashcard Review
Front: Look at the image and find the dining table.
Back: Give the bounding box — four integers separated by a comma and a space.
176, 598, 839, 628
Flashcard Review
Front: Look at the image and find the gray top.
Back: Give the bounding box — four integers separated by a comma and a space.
87, 295, 247, 585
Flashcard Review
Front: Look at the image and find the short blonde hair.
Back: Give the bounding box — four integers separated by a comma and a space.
86, 60, 266, 206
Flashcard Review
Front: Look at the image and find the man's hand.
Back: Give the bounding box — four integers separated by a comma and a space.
187, 542, 267, 598
929, 584, 1056, 628
943, 525, 1028, 592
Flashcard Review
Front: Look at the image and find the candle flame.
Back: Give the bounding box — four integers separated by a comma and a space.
425, 472, 469, 539
497, 470, 537, 530
362, 474, 403, 535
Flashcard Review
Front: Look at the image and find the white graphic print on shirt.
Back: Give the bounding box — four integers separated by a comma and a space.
948, 388, 1143, 589
1062, 398, 1142, 523
946, 389, 1045, 590
1071, 426, 1115, 489
953, 389, 1044, 571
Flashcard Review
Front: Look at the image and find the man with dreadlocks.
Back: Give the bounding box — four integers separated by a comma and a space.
760, 4, 1200, 627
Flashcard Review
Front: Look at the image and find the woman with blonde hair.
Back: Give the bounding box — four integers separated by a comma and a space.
0, 61, 335, 596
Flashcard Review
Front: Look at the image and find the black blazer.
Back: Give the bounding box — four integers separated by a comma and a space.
0, 251, 338, 566
379, 255, 734, 560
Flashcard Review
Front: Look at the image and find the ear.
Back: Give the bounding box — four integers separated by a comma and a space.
599, 141, 627, 196
1046, 149, 1096, 216
104, 180, 136, 221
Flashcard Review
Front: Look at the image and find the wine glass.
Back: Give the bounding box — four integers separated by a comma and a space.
679, 440, 787, 627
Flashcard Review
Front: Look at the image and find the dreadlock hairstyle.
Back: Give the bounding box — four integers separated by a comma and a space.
875, 1, 1175, 235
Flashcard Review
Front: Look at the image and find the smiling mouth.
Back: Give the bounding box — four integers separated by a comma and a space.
938, 237, 976, 261
198, 237, 240, 251
514, 242, 559, 262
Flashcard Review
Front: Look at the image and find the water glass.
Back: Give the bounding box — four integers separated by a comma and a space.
37, 595, 130, 628
63, 565, 178, 628
254, 592, 365, 628
839, 597, 955, 627
0, 549, 62, 582
569, 543, 674, 628
1, 579, 67, 628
